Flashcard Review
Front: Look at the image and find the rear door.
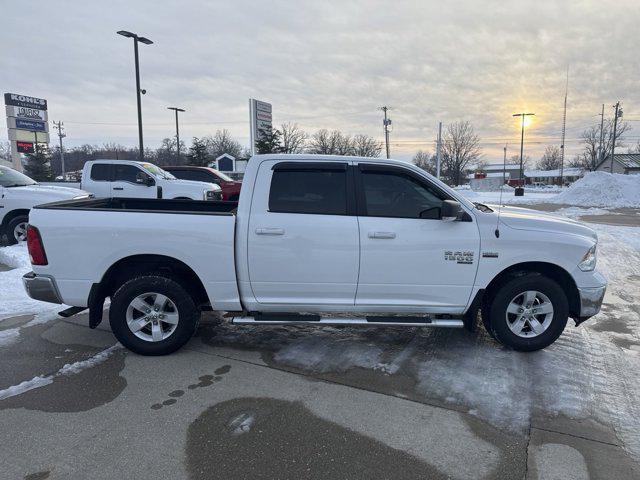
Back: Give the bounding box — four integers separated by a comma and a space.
247, 160, 360, 306
110, 164, 156, 198
355, 163, 480, 311
87, 163, 112, 197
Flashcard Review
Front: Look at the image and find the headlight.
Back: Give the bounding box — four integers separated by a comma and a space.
204, 190, 218, 201
578, 244, 597, 271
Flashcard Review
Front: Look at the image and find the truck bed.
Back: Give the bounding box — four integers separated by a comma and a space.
34, 197, 238, 215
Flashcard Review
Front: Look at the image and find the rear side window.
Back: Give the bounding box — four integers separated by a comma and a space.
269, 169, 347, 215
172, 169, 217, 184
90, 164, 111, 181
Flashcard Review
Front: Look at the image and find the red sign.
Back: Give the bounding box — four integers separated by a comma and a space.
16, 141, 34, 154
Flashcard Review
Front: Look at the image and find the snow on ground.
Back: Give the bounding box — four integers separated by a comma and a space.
554, 171, 640, 208
0, 244, 62, 321
458, 172, 640, 208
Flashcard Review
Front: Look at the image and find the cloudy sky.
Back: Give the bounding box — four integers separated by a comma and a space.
2, 0, 639, 162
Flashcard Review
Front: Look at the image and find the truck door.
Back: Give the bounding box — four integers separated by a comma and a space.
247, 160, 360, 306
354, 163, 480, 311
86, 163, 112, 197
110, 164, 156, 198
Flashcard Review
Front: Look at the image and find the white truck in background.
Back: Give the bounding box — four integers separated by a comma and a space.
80, 160, 222, 201
23, 154, 606, 355
0, 165, 91, 245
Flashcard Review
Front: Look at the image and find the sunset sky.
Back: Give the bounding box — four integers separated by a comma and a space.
2, 0, 639, 162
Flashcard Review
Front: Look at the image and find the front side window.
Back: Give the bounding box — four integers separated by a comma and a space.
269, 168, 347, 215
114, 165, 147, 183
173, 169, 217, 184
361, 170, 445, 219
90, 164, 111, 181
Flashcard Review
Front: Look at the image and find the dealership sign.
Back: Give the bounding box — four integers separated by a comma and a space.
9, 118, 48, 132
4, 93, 47, 110
249, 98, 273, 154
6, 105, 48, 121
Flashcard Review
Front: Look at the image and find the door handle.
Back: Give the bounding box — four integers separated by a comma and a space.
113, 187, 124, 191
255, 227, 285, 236
368, 231, 396, 239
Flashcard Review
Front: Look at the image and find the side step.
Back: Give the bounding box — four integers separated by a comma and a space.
231, 314, 463, 328
58, 306, 87, 318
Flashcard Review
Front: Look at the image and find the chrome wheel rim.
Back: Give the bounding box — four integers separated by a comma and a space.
126, 292, 179, 342
506, 290, 554, 338
13, 222, 28, 242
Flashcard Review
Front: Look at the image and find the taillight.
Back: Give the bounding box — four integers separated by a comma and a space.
26, 225, 48, 266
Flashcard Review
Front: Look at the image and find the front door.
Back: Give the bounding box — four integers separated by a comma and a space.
355, 163, 480, 311
247, 160, 359, 306
110, 164, 156, 198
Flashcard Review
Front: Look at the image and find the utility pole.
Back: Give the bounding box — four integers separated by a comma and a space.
512, 112, 535, 196
435, 121, 442, 179
597, 104, 605, 164
610, 102, 622, 173
167, 107, 185, 162
53, 121, 67, 178
380, 106, 391, 158
117, 30, 153, 161
559, 68, 568, 186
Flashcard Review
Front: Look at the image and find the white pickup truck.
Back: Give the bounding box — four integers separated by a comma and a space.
0, 165, 91, 245
80, 160, 222, 201
23, 154, 606, 355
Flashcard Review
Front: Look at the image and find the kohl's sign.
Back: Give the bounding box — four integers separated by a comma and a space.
4, 93, 48, 110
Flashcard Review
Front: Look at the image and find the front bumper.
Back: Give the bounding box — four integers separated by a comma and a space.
22, 272, 63, 304
577, 284, 606, 323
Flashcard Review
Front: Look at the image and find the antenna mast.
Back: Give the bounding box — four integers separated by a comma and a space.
559, 67, 569, 186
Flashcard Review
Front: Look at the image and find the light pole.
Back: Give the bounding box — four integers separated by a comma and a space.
117, 30, 153, 161
609, 102, 622, 173
167, 107, 185, 162
512, 112, 535, 196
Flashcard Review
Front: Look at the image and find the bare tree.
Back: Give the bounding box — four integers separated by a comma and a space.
441, 121, 482, 185
280, 123, 308, 154
0, 141, 10, 162
307, 129, 349, 155
537, 145, 561, 170
631, 141, 640, 154
203, 129, 243, 160
352, 134, 382, 157
412, 150, 436, 175
573, 120, 630, 171
509, 154, 532, 169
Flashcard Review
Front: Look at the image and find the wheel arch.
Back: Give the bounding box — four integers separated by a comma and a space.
98, 254, 210, 307
1, 208, 30, 228
482, 262, 580, 319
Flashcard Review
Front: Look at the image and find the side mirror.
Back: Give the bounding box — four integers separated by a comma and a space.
145, 176, 155, 187
441, 200, 462, 222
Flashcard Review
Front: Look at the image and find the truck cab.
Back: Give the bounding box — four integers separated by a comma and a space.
80, 160, 222, 201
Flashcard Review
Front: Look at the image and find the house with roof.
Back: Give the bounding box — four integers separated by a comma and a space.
595, 153, 640, 175
525, 167, 584, 185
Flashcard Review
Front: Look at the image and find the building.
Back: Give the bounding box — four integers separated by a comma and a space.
595, 153, 640, 175
525, 167, 584, 186
466, 163, 524, 186
208, 153, 250, 180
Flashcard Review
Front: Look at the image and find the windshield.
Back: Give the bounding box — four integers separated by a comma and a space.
140, 162, 176, 180
0, 166, 37, 187
211, 169, 233, 182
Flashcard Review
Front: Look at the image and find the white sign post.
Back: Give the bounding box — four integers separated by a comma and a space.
249, 98, 273, 155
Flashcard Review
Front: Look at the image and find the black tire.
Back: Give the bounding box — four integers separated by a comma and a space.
109, 275, 200, 355
486, 274, 568, 352
5, 215, 29, 245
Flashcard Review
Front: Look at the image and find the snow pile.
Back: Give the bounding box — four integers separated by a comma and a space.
553, 171, 640, 208
0, 244, 31, 269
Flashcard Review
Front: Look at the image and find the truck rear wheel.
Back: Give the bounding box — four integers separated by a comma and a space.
6, 215, 29, 245
486, 274, 568, 352
109, 275, 200, 355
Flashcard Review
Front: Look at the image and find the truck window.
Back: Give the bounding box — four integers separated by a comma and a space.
90, 164, 111, 181
361, 170, 444, 219
269, 169, 347, 215
174, 169, 217, 184
113, 165, 145, 183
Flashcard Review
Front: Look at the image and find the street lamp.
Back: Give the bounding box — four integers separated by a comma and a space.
117, 30, 153, 161
512, 112, 535, 196
167, 107, 186, 163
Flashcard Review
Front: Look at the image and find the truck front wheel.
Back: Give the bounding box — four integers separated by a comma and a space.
486, 274, 568, 352
109, 275, 200, 355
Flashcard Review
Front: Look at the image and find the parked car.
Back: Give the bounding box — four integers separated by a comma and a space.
23, 154, 606, 355
0, 165, 91, 245
80, 160, 222, 201
163, 166, 242, 201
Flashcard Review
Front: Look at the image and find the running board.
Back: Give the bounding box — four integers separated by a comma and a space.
231, 314, 463, 328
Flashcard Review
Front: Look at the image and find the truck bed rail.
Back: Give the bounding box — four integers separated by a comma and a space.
33, 197, 238, 215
